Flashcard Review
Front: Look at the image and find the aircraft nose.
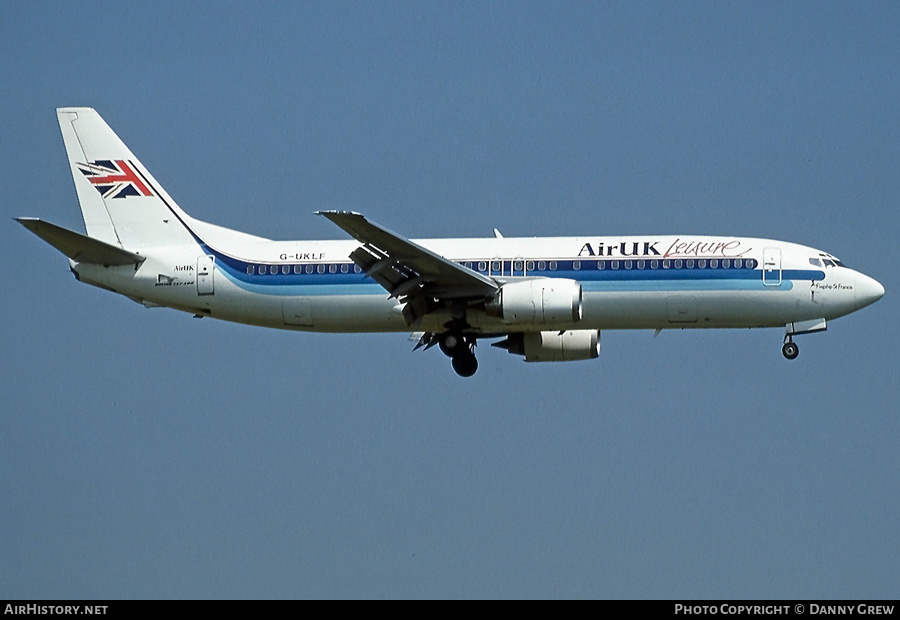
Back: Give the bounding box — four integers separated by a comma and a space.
855, 272, 885, 310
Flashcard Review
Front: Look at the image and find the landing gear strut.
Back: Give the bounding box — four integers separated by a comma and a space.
782, 337, 799, 360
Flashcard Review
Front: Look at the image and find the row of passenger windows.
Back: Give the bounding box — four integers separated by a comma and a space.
246, 257, 758, 276
462, 258, 758, 272
248, 263, 363, 275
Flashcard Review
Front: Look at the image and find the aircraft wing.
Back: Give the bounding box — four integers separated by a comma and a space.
317, 211, 498, 308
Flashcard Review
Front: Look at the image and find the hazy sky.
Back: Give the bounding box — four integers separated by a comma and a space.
2, 1, 897, 599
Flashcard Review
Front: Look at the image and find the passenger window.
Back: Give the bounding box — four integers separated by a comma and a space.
247, 265, 255, 275
733, 259, 742, 269
281, 265, 289, 275
597, 260, 605, 270
329, 264, 336, 273
549, 261, 557, 271
662, 260, 670, 269
572, 260, 580, 270
637, 260, 645, 269
305, 265, 313, 274
674, 259, 683, 269
686, 259, 694, 269
722, 259, 730, 269
611, 260, 619, 270
317, 264, 325, 274
624, 260, 632, 269
651, 260, 659, 269
515, 260, 524, 271
526, 261, 535, 271
478, 261, 487, 272
537, 261, 545, 270
341, 264, 348, 273
710, 259, 719, 268
698, 259, 707, 268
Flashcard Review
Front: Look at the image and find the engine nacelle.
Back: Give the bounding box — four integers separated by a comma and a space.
495, 330, 601, 362
485, 278, 583, 325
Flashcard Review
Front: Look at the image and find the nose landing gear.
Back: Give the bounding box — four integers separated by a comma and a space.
781, 318, 826, 360
782, 338, 799, 360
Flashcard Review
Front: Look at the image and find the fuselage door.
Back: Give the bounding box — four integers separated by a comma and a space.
197, 255, 215, 295
763, 248, 782, 287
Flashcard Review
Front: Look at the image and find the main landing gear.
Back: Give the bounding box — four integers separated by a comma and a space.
782, 336, 799, 360
439, 331, 478, 377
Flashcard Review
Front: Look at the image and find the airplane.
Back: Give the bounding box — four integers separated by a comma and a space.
18, 108, 884, 377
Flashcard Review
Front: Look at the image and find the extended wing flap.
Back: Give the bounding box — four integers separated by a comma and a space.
16, 217, 145, 266
318, 211, 498, 299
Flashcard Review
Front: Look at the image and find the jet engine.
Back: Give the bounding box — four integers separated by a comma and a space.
485, 279, 583, 324
493, 330, 601, 362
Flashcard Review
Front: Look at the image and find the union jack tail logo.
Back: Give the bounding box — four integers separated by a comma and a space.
76, 160, 156, 199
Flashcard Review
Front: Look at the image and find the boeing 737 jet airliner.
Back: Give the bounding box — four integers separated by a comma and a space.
19, 108, 884, 376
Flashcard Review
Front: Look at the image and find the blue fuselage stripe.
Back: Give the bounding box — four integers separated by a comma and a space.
207, 249, 821, 296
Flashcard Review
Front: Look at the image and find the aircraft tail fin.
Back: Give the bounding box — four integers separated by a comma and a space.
56, 107, 198, 250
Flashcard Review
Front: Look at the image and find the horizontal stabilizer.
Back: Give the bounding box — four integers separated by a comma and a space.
16, 217, 145, 266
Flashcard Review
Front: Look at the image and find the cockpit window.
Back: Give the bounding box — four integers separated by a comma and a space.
816, 254, 847, 268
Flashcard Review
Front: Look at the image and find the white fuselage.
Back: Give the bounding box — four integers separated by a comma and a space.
72, 232, 883, 335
